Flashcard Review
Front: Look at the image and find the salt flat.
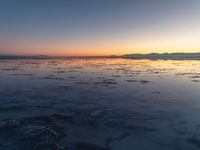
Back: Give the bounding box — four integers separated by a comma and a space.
0, 58, 200, 150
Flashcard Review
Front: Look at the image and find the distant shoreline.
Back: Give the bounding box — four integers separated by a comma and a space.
0, 55, 121, 60
122, 53, 200, 60
1, 53, 200, 60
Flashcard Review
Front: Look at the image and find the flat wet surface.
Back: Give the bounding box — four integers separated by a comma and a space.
0, 58, 200, 150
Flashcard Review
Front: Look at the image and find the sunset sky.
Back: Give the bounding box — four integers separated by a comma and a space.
0, 0, 200, 56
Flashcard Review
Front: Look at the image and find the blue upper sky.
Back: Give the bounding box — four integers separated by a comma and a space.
0, 0, 200, 56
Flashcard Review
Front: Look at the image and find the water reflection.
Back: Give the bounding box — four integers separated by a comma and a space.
0, 58, 200, 150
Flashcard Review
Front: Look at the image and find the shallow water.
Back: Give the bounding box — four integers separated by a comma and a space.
0, 58, 200, 150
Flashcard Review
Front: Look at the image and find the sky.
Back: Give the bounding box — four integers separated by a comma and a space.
0, 0, 200, 56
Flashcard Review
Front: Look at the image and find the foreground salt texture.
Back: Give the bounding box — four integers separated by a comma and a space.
0, 58, 200, 150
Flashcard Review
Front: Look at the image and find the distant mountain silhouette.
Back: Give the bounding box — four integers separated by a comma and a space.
123, 53, 200, 60
1, 53, 200, 60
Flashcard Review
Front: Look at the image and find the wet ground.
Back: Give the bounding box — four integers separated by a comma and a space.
0, 58, 200, 150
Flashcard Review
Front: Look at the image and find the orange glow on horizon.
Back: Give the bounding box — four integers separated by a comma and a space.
1, 37, 200, 56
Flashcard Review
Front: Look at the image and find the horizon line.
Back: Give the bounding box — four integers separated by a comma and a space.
1, 52, 200, 57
